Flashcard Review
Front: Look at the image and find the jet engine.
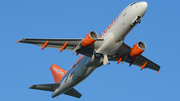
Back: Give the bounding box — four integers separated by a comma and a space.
130, 41, 146, 57
82, 31, 98, 47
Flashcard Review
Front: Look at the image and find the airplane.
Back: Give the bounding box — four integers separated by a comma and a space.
17, 1, 160, 98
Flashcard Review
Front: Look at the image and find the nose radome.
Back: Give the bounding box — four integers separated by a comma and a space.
141, 1, 148, 10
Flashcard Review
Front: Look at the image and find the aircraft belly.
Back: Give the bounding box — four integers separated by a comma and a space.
58, 57, 96, 94
96, 32, 115, 55
73, 58, 96, 84
110, 41, 124, 55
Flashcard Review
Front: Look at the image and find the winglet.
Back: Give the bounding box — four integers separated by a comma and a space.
60, 41, 68, 52
157, 69, 160, 73
17, 40, 20, 44
42, 41, 49, 50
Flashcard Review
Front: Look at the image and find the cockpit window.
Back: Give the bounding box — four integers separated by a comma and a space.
130, 2, 139, 6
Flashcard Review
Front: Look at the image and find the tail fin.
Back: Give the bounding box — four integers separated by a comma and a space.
50, 64, 67, 83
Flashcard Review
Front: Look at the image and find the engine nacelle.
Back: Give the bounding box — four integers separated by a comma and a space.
82, 31, 98, 47
130, 41, 146, 57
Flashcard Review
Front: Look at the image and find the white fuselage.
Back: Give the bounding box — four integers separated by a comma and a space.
52, 2, 148, 97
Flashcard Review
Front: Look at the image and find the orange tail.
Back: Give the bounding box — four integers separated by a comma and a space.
50, 64, 67, 83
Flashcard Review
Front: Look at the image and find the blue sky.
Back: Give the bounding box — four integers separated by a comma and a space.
1, 0, 180, 101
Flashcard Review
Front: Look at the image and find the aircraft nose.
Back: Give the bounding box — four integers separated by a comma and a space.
139, 1, 148, 17
141, 1, 148, 11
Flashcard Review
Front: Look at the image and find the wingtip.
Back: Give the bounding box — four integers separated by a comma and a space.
157, 69, 160, 73
29, 85, 36, 89
79, 94, 82, 98
17, 40, 20, 44
29, 85, 33, 89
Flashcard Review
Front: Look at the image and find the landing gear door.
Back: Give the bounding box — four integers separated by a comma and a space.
131, 16, 142, 26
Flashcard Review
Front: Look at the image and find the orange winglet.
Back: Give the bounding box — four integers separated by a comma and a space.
17, 40, 20, 44
76, 49, 81, 56
117, 54, 125, 64
42, 40, 49, 50
141, 62, 147, 70
60, 41, 68, 52
157, 69, 160, 73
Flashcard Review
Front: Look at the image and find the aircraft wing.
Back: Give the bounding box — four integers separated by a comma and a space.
110, 43, 160, 72
18, 38, 103, 57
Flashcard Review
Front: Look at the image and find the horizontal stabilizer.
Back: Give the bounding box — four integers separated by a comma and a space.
64, 88, 82, 98
30, 83, 82, 98
29, 83, 59, 92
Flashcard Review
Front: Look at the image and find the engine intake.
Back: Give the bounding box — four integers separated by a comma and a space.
82, 31, 98, 47
130, 41, 146, 57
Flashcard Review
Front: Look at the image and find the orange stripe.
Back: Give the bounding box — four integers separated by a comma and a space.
42, 41, 49, 50
104, 29, 107, 33
141, 62, 147, 70
60, 41, 68, 52
72, 55, 85, 68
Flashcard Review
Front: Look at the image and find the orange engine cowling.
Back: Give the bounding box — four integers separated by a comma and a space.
130, 41, 146, 57
82, 31, 98, 47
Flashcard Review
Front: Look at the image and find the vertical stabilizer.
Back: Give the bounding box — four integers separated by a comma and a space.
50, 64, 67, 83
